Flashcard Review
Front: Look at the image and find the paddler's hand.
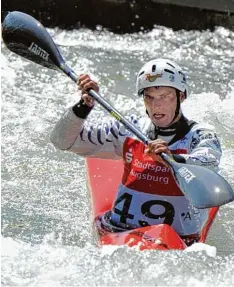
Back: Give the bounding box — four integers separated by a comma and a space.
78, 74, 100, 107
145, 139, 172, 165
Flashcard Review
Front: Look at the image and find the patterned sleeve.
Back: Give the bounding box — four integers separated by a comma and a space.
50, 107, 139, 159
184, 125, 222, 171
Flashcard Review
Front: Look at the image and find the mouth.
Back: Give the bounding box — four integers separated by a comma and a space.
153, 113, 165, 120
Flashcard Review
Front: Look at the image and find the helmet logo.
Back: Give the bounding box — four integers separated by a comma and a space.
145, 73, 162, 82
169, 74, 175, 82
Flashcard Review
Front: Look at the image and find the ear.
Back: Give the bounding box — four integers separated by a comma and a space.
180, 92, 185, 103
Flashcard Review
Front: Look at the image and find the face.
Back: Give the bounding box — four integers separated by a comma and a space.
143, 86, 184, 127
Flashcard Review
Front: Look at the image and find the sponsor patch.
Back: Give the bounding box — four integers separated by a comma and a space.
190, 129, 221, 151
125, 149, 133, 163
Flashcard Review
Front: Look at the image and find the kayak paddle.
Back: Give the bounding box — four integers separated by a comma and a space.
2, 11, 234, 209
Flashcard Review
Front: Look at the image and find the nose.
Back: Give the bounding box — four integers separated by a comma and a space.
152, 98, 161, 107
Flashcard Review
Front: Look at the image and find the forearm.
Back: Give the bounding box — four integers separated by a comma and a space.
172, 124, 222, 170
50, 107, 87, 151
174, 141, 222, 171
183, 146, 221, 171
172, 151, 220, 171
50, 103, 128, 158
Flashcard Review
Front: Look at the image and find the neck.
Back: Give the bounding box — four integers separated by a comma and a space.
161, 112, 182, 129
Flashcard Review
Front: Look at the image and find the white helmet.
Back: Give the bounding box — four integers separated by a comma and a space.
136, 58, 188, 97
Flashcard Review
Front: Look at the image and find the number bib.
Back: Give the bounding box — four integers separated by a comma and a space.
110, 185, 209, 235
107, 137, 209, 236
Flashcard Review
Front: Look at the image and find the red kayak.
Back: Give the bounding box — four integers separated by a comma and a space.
86, 158, 219, 251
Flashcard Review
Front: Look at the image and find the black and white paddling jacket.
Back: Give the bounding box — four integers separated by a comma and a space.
50, 101, 222, 237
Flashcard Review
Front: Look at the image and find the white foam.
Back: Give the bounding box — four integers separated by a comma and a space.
2, 24, 234, 287
185, 242, 217, 257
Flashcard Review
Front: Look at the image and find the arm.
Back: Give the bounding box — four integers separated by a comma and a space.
183, 125, 222, 171
50, 104, 131, 159
50, 74, 134, 159
145, 124, 222, 171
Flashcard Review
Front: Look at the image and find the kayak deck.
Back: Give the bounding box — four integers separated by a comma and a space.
98, 223, 187, 250
86, 158, 218, 250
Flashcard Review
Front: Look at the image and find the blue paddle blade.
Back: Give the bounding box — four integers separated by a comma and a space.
161, 153, 234, 209
2, 11, 65, 70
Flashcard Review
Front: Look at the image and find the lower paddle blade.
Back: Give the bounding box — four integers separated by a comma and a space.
2, 11, 64, 71
175, 165, 234, 208
161, 153, 234, 209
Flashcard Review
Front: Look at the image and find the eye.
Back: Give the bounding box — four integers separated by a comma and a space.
144, 94, 153, 100
160, 93, 171, 99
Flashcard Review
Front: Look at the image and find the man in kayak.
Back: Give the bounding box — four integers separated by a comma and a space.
50, 59, 222, 245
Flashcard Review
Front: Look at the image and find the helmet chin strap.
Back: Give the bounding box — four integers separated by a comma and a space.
164, 89, 181, 128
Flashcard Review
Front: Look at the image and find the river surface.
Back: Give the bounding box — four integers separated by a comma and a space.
1, 25, 234, 286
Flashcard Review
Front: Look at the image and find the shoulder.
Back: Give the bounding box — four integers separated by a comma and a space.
189, 122, 218, 141
190, 121, 216, 133
187, 121, 221, 151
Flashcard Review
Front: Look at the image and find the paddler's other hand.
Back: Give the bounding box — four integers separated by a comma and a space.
78, 74, 100, 107
145, 139, 172, 164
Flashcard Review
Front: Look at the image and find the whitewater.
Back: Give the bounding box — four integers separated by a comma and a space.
1, 25, 234, 286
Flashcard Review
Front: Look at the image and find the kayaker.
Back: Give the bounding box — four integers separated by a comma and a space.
50, 58, 222, 246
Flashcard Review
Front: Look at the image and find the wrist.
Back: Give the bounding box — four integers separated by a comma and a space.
72, 98, 94, 119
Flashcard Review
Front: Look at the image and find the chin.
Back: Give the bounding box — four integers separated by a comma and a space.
155, 123, 168, 128
151, 117, 171, 128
